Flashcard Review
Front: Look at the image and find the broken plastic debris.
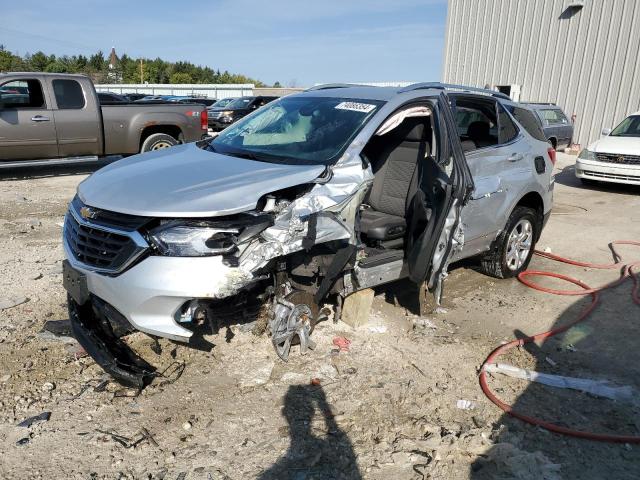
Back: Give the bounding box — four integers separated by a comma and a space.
332, 336, 351, 351
18, 411, 51, 428
456, 399, 476, 410
484, 363, 637, 404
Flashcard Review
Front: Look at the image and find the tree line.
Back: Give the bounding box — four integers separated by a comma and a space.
0, 46, 267, 86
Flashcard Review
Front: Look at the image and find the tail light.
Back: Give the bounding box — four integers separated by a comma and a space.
547, 147, 556, 166
200, 110, 208, 131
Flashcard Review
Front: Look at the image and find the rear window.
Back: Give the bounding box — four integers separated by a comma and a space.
52, 79, 85, 109
538, 108, 569, 125
510, 106, 547, 142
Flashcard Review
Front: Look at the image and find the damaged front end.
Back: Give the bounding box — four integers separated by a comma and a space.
63, 143, 373, 386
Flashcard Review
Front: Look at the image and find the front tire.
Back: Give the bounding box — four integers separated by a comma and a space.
479, 206, 538, 279
140, 133, 178, 153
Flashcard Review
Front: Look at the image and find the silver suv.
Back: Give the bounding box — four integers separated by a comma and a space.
62, 83, 554, 386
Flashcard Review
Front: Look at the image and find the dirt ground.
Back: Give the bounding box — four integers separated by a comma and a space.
0, 153, 639, 480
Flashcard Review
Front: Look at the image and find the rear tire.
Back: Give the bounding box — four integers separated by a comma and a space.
140, 133, 178, 153
479, 206, 538, 279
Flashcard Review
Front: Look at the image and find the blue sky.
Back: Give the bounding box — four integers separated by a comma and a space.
1, 0, 448, 86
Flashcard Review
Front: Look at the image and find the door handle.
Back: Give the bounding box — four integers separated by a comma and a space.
31, 115, 50, 122
507, 153, 524, 162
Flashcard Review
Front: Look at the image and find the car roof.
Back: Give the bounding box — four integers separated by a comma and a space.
296, 86, 405, 102
296, 83, 515, 103
0, 72, 89, 79
520, 103, 563, 110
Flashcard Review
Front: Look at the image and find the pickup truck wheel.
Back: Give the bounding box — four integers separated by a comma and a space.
479, 206, 538, 279
141, 133, 178, 152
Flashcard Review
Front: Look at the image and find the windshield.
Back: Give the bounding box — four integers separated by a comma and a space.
209, 95, 384, 165
226, 97, 253, 109
211, 98, 233, 108
610, 115, 640, 137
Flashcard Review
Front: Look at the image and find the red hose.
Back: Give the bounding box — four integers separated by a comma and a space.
479, 240, 640, 443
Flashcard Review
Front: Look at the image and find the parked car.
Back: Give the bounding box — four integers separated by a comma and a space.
165, 96, 216, 107
97, 91, 128, 104
0, 73, 207, 166
575, 112, 640, 186
136, 95, 173, 102
62, 82, 554, 386
123, 93, 148, 102
208, 97, 235, 110
208, 95, 278, 131
522, 103, 573, 150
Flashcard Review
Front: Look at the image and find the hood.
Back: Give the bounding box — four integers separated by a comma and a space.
588, 135, 640, 155
78, 143, 326, 217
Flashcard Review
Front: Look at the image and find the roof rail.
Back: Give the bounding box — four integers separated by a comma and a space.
306, 83, 373, 91
398, 82, 512, 100
525, 102, 557, 106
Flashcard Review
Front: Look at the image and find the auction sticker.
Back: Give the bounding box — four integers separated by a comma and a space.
335, 101, 376, 113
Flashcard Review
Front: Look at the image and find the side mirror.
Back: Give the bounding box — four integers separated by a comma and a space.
601, 127, 611, 136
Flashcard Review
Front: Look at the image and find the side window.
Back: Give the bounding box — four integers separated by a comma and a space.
497, 103, 518, 144
511, 107, 548, 142
0, 79, 45, 108
52, 79, 85, 109
452, 97, 498, 151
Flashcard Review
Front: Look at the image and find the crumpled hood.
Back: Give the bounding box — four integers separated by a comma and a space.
588, 135, 640, 155
78, 143, 326, 217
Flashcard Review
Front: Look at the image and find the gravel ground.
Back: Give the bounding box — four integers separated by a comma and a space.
0, 153, 639, 479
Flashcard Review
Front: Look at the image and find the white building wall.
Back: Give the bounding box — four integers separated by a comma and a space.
94, 83, 254, 99
443, 0, 640, 146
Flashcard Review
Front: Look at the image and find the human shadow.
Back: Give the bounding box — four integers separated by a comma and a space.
259, 384, 362, 480
470, 268, 640, 479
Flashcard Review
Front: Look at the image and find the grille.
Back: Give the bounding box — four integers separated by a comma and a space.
583, 170, 640, 182
64, 197, 149, 274
595, 153, 640, 165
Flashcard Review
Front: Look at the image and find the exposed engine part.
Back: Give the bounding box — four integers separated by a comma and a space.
269, 290, 319, 361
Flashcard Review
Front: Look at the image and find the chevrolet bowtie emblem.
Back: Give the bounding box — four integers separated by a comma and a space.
617, 155, 625, 163
80, 206, 98, 219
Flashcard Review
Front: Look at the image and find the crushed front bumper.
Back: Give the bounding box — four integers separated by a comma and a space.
63, 240, 256, 342
67, 293, 155, 388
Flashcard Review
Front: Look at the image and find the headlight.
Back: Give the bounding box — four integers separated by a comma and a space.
149, 222, 238, 257
578, 148, 596, 160
221, 110, 233, 116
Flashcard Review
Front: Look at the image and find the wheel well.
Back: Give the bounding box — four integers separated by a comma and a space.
140, 125, 182, 148
516, 192, 545, 241
548, 137, 557, 149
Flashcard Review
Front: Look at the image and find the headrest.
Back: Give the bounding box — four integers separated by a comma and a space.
404, 124, 425, 142
467, 121, 490, 139
389, 118, 427, 142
